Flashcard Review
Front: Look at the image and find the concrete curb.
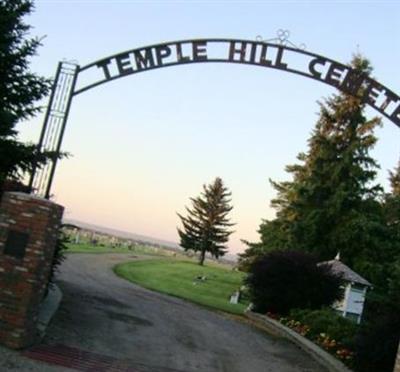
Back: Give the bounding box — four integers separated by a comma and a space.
245, 310, 352, 372
37, 284, 63, 337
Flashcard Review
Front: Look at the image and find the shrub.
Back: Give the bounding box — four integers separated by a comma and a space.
245, 250, 343, 315
47, 227, 69, 288
289, 308, 358, 349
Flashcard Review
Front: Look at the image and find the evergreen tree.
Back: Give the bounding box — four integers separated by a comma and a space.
0, 0, 51, 193
388, 161, 400, 197
177, 177, 234, 265
240, 55, 385, 269
238, 219, 289, 271
378, 161, 400, 289
385, 160, 400, 237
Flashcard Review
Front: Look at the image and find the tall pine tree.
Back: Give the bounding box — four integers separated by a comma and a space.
0, 0, 50, 193
386, 160, 400, 231
240, 55, 385, 270
380, 161, 400, 287
385, 161, 400, 244
177, 177, 234, 265
388, 161, 400, 196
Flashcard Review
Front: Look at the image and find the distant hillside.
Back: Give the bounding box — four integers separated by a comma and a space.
63, 219, 238, 263
63, 219, 181, 250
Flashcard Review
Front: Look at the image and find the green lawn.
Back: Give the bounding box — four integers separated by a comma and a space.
114, 259, 248, 315
66, 242, 170, 256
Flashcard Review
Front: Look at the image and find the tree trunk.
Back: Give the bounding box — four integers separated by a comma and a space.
199, 249, 206, 266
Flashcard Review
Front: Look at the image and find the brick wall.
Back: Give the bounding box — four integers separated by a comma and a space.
0, 192, 63, 349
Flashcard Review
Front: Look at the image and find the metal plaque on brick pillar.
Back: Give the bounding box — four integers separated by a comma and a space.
3, 230, 29, 260
29, 34, 400, 199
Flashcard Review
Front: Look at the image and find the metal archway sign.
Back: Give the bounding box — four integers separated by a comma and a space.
30, 38, 400, 198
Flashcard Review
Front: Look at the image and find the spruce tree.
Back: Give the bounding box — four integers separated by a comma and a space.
0, 0, 50, 192
381, 162, 400, 300
177, 177, 234, 265
388, 161, 400, 197
382, 161, 400, 275
241, 55, 385, 268
384, 161, 400, 238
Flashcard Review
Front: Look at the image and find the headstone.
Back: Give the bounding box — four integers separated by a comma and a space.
230, 291, 240, 304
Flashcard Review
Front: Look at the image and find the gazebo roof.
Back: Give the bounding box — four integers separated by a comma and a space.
320, 259, 372, 287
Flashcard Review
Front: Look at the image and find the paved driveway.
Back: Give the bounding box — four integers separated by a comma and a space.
4, 254, 327, 371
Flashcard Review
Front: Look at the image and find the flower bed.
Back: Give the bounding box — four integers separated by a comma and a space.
246, 310, 353, 372
269, 311, 355, 368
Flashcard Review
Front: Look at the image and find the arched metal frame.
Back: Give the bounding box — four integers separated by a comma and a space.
29, 38, 400, 198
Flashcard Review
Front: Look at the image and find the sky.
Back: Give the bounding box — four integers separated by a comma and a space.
19, 0, 400, 254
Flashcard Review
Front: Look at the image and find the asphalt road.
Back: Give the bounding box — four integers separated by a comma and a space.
27, 254, 327, 372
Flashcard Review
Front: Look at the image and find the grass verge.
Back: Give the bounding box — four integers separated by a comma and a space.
114, 259, 248, 315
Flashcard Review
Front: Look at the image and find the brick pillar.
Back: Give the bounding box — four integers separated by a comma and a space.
0, 192, 64, 349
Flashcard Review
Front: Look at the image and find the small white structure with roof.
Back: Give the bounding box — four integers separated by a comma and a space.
321, 254, 372, 324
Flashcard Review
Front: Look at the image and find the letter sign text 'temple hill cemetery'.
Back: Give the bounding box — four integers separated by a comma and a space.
29, 38, 400, 199
74, 39, 400, 127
